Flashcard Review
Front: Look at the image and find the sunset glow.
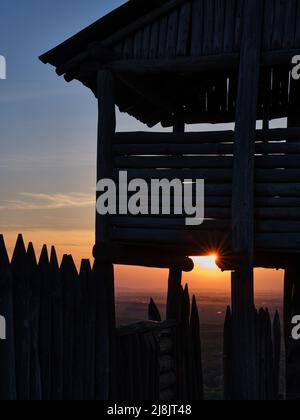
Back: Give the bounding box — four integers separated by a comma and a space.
193, 254, 219, 271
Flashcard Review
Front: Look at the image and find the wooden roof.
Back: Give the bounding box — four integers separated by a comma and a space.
40, 0, 300, 127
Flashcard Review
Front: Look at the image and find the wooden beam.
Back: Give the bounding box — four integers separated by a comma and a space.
96, 71, 115, 244
95, 70, 116, 400
93, 243, 194, 272
79, 49, 299, 80
231, 0, 264, 401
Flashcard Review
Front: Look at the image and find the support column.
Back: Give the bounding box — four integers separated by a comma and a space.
166, 111, 185, 322
285, 76, 300, 400
231, 0, 264, 400
95, 70, 116, 400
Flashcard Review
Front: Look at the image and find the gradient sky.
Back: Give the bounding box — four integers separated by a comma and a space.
0, 0, 284, 296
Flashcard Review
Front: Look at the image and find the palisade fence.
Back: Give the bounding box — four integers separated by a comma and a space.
0, 233, 282, 400
224, 307, 282, 401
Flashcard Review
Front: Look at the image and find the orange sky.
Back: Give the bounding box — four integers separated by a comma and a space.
1, 229, 284, 296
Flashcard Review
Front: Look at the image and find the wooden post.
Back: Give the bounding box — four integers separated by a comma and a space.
285, 69, 300, 401
95, 70, 117, 400
166, 112, 185, 322
0, 235, 17, 400
231, 0, 264, 400
11, 234, 31, 400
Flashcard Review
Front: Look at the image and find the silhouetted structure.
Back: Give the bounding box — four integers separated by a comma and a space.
40, 0, 300, 400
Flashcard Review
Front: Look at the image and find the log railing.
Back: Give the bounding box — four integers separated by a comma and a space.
110, 128, 300, 255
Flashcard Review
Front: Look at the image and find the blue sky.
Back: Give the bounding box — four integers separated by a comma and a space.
0, 0, 143, 235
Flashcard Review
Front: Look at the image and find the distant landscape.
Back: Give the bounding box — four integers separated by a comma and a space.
116, 290, 284, 400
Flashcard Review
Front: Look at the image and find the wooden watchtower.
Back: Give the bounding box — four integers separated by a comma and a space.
41, 0, 300, 400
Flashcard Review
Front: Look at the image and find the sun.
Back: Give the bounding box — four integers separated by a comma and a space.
192, 254, 219, 270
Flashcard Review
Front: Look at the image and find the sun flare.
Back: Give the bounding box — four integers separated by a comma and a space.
193, 254, 219, 270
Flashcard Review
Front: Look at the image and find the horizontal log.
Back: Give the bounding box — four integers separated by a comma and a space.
159, 338, 173, 355
256, 208, 300, 220
113, 168, 232, 182
113, 131, 235, 144
159, 371, 176, 391
113, 128, 300, 146
111, 216, 300, 233
113, 142, 300, 156
82, 53, 240, 75
257, 142, 300, 154
111, 227, 230, 251
160, 355, 175, 373
82, 50, 300, 77
93, 242, 194, 271
113, 143, 234, 156
256, 233, 300, 250
256, 127, 300, 142
256, 169, 300, 183
111, 217, 230, 230
256, 183, 300, 196
256, 155, 300, 169
115, 155, 233, 168
256, 220, 300, 233
256, 197, 300, 207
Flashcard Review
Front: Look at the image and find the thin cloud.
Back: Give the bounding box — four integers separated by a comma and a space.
0, 192, 94, 211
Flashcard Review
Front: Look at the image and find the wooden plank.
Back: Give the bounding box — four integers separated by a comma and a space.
61, 255, 76, 400
234, 0, 245, 51
73, 264, 84, 401
149, 21, 160, 59
213, 0, 226, 54
39, 245, 52, 400
176, 2, 191, 56
158, 16, 168, 58
272, 0, 286, 49
50, 246, 63, 401
94, 260, 117, 400
223, 306, 233, 400
123, 37, 134, 59
11, 235, 30, 400
81, 260, 96, 400
295, 0, 300, 46
273, 311, 281, 400
263, 0, 275, 50
141, 25, 151, 59
202, 0, 215, 55
27, 243, 42, 401
133, 30, 143, 58
191, 0, 204, 56
283, 0, 297, 49
96, 70, 116, 244
189, 296, 204, 400
224, 0, 237, 53
166, 9, 179, 57
0, 235, 17, 400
